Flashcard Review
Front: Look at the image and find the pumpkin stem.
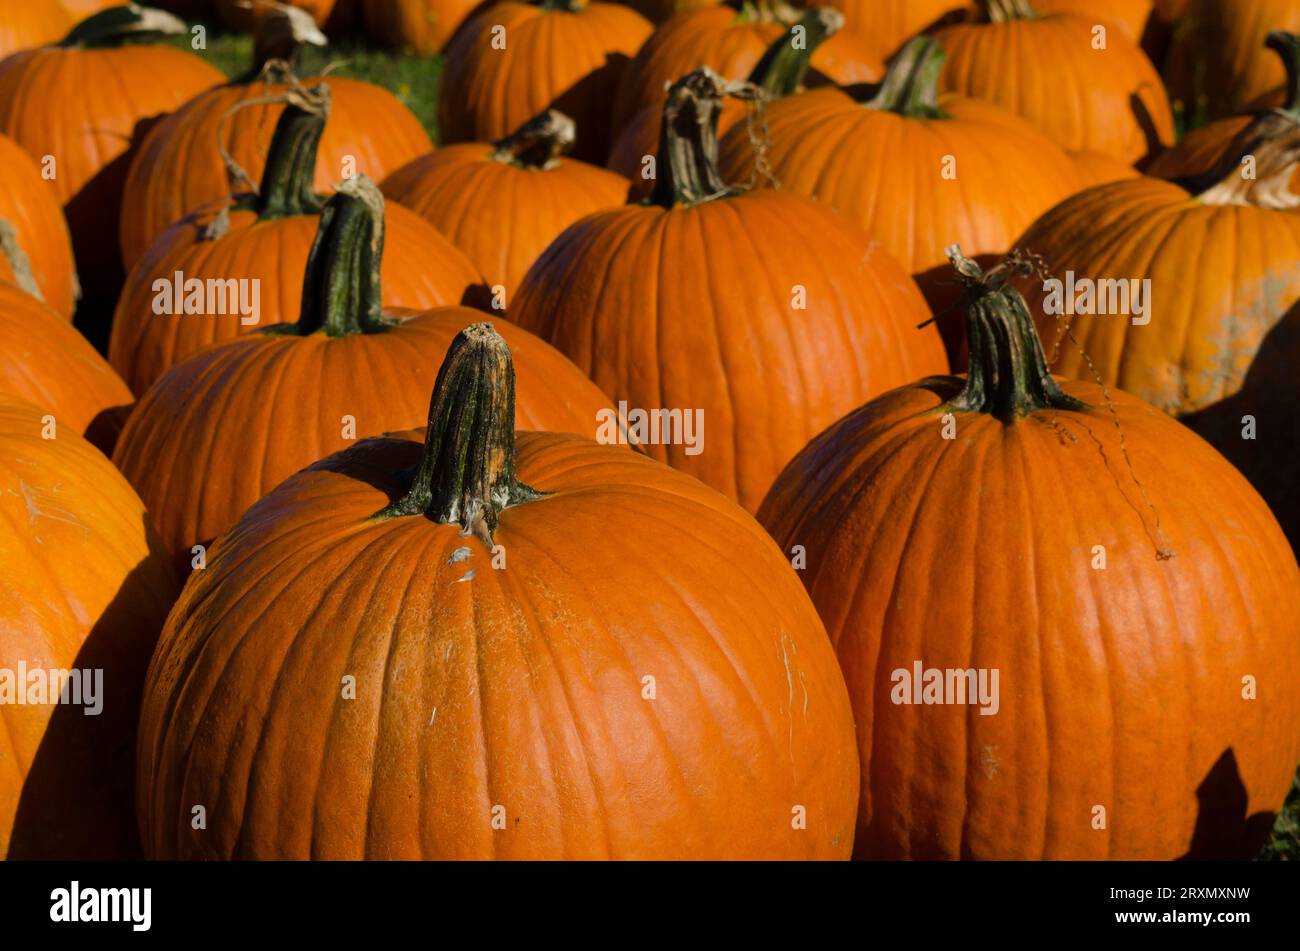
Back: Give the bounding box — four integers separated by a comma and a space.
373, 323, 544, 544
0, 219, 43, 301
865, 37, 949, 119
748, 7, 843, 98
60, 4, 187, 47
287, 174, 390, 337
251, 3, 328, 74
255, 83, 330, 220
981, 0, 1038, 22
490, 110, 576, 170
1267, 31, 1300, 118
650, 67, 760, 208
944, 245, 1087, 422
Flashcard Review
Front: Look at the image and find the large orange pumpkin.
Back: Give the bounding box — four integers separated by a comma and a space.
716, 37, 1082, 362
512, 68, 947, 512
1165, 0, 1300, 120
135, 322, 859, 860
0, 0, 73, 61
0, 395, 178, 859
361, 0, 488, 54
119, 4, 433, 270
0, 275, 131, 454
382, 110, 631, 305
109, 87, 484, 396
806, 0, 967, 58
113, 176, 612, 566
1031, 0, 1154, 42
0, 6, 224, 322
934, 0, 1174, 163
0, 134, 76, 318
758, 248, 1300, 859
438, 0, 653, 162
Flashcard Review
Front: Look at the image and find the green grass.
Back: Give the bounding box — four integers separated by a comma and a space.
1258, 770, 1300, 860
166, 23, 444, 142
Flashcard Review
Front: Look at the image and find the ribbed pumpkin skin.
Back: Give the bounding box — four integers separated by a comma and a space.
0, 133, 76, 318
759, 379, 1300, 859
108, 202, 485, 396
137, 429, 859, 860
1146, 116, 1300, 193
381, 144, 631, 301
934, 12, 1174, 162
1166, 0, 1300, 118
59, 0, 121, 16
439, 2, 652, 162
0, 1, 72, 61
716, 88, 1080, 321
113, 311, 614, 563
0, 396, 178, 859
1031, 0, 1154, 41
611, 7, 884, 130
362, 0, 487, 54
120, 76, 433, 270
807, 0, 967, 58
510, 192, 948, 512
1017, 178, 1300, 418
0, 283, 131, 453
1068, 148, 1144, 187
0, 46, 223, 299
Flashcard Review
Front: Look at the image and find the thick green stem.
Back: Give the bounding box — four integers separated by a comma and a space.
982, 0, 1038, 22
289, 174, 389, 337
650, 67, 757, 208
373, 323, 544, 543
60, 4, 187, 47
1266, 31, 1300, 118
748, 7, 843, 98
865, 36, 949, 119
255, 85, 329, 220
944, 245, 1087, 422
490, 110, 576, 169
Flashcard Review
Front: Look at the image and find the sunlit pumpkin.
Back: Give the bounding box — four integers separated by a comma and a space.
0, 134, 76, 318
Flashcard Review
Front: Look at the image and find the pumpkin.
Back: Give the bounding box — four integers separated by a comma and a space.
1030, 0, 1154, 42
613, 0, 719, 23
806, 0, 967, 59
1148, 31, 1300, 195
0, 395, 178, 859
758, 247, 1300, 859
215, 0, 345, 31
1069, 149, 1144, 188
60, 0, 123, 16
119, 5, 432, 270
717, 37, 1082, 364
608, 7, 879, 198
0, 1, 73, 62
610, 3, 882, 136
0, 6, 224, 327
512, 68, 947, 512
113, 176, 612, 566
109, 86, 484, 396
382, 110, 631, 305
0, 134, 76, 318
361, 0, 487, 54
438, 0, 653, 163
135, 321, 859, 860
933, 0, 1174, 163
0, 266, 132, 454
1165, 0, 1300, 120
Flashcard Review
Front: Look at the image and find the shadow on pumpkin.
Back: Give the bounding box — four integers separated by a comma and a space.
549, 52, 634, 164
7, 514, 174, 860
1178, 748, 1278, 860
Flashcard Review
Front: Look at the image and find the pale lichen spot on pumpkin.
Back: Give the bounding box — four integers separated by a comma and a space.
979, 745, 1000, 780
448, 546, 473, 564
454, 570, 475, 584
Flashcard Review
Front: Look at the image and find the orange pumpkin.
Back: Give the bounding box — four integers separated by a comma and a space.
361, 0, 488, 54
934, 0, 1174, 163
806, 0, 967, 58
0, 395, 178, 859
717, 37, 1082, 363
135, 322, 859, 860
60, 0, 122, 16
1165, 0, 1300, 120
0, 6, 224, 321
1031, 0, 1154, 41
109, 87, 484, 396
215, 0, 345, 31
1068, 148, 1144, 188
438, 0, 653, 162
0, 0, 73, 61
114, 176, 612, 566
614, 0, 719, 22
382, 110, 631, 305
758, 248, 1300, 859
513, 68, 947, 512
119, 5, 433, 270
0, 134, 76, 318
0, 274, 131, 454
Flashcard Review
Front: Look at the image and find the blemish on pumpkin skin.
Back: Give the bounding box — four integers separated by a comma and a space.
14, 480, 88, 540
448, 547, 472, 564
980, 745, 1000, 780
454, 570, 475, 584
